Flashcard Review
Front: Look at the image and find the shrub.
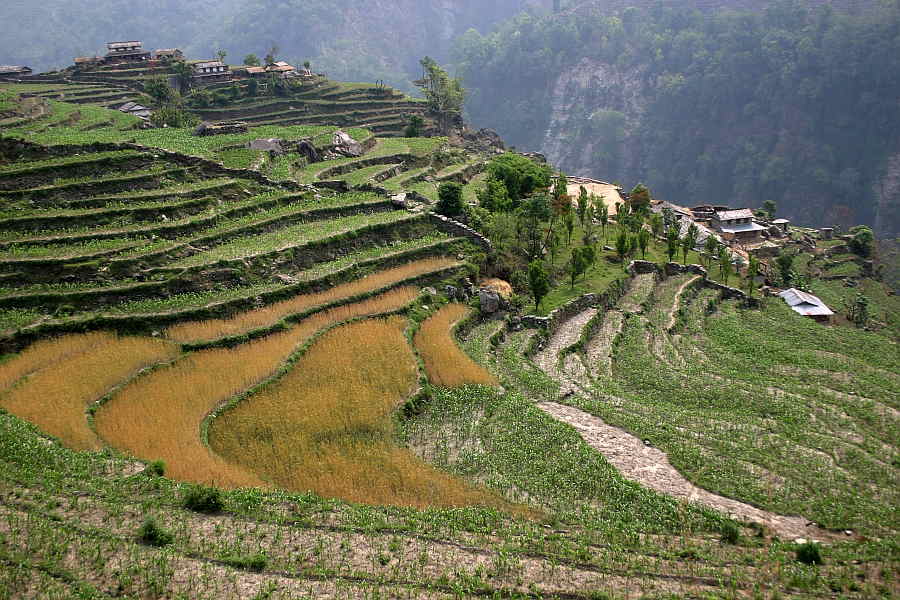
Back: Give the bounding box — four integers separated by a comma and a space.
222, 552, 268, 572
182, 485, 224, 513
720, 522, 741, 544
138, 517, 173, 547
436, 182, 464, 217
796, 541, 823, 565
144, 460, 165, 477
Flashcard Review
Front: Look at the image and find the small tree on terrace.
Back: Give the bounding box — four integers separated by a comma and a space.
638, 228, 651, 258
436, 182, 464, 217
243, 54, 261, 66
704, 234, 719, 266
597, 201, 609, 242
477, 177, 511, 212
615, 230, 629, 264
216, 50, 227, 64
666, 228, 680, 262
564, 209, 576, 247
682, 223, 698, 265
264, 45, 279, 66
404, 114, 425, 138
570, 246, 591, 287
763, 199, 777, 219
417, 56, 465, 133
718, 247, 732, 284
577, 186, 589, 228
776, 251, 795, 287
528, 260, 551, 309
143, 76, 176, 106
171, 60, 193, 94
649, 213, 663, 238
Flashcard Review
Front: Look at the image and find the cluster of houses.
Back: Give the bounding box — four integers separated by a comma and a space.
72, 41, 313, 86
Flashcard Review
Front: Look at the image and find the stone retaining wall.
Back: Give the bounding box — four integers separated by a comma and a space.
428, 213, 492, 252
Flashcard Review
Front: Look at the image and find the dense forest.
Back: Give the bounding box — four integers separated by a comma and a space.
456, 0, 900, 235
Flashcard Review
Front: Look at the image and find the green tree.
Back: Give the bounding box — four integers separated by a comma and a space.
638, 228, 651, 258
243, 54, 261, 66
848, 226, 875, 258
416, 57, 466, 133
436, 182, 464, 217
649, 213, 663, 238
597, 201, 609, 242
528, 260, 551, 309
264, 45, 279, 66
704, 234, 720, 266
718, 247, 733, 284
577, 186, 589, 228
246, 78, 259, 96
216, 49, 227, 64
143, 76, 176, 106
763, 200, 777, 218
666, 228, 679, 262
171, 60, 194, 94
776, 251, 795, 286
564, 209, 576, 247
404, 114, 425, 137
486, 153, 552, 204
747, 254, 760, 296
629, 183, 651, 211
520, 193, 551, 259
845, 293, 870, 328
615, 230, 629, 264
570, 246, 590, 287
477, 177, 511, 212
682, 223, 698, 264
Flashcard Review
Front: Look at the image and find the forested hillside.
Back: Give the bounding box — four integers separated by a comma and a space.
456, 0, 900, 236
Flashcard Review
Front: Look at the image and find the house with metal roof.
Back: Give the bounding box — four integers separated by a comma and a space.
712, 208, 766, 244
779, 288, 834, 322
0, 66, 33, 80
192, 61, 232, 83
105, 41, 151, 63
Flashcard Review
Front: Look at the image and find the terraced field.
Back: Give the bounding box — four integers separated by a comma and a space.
1, 85, 897, 599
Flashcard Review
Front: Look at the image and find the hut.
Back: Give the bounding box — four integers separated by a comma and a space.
712, 208, 766, 244
779, 288, 834, 323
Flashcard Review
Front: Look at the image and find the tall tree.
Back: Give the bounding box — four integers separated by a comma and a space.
528, 260, 550, 309
416, 57, 465, 133
638, 228, 651, 258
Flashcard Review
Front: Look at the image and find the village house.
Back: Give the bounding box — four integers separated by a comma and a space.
266, 61, 296, 75
779, 288, 834, 323
0, 65, 33, 80
73, 56, 103, 68
235, 66, 268, 78
192, 61, 232, 83
104, 41, 151, 63
155, 49, 184, 61
117, 101, 152, 120
711, 208, 767, 244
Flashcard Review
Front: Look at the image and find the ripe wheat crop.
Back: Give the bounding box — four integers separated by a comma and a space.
95, 287, 418, 487
210, 316, 505, 509
414, 304, 498, 388
165, 257, 457, 343
0, 332, 178, 451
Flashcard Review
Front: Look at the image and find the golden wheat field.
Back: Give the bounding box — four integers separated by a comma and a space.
210, 316, 504, 508
95, 288, 418, 487
414, 303, 498, 387
165, 257, 459, 343
0, 333, 178, 451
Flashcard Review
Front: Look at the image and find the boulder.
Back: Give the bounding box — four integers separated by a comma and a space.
332, 130, 363, 157
295, 139, 319, 163
479, 288, 501, 314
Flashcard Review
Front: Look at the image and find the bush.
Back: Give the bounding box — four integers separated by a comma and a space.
144, 460, 165, 477
720, 522, 741, 544
436, 182, 464, 217
182, 485, 224, 513
222, 552, 268, 572
138, 517, 173, 547
796, 541, 823, 565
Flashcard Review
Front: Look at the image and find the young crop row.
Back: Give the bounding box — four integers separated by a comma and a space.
0, 332, 177, 451
95, 287, 419, 488
210, 315, 505, 509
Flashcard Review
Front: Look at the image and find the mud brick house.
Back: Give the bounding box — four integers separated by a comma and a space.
712, 208, 766, 244
0, 66, 33, 80
192, 61, 232, 84
105, 41, 151, 63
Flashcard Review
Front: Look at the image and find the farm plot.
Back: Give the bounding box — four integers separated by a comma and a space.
0, 332, 177, 451
414, 304, 497, 388
95, 288, 419, 488
166, 256, 460, 343
210, 315, 505, 509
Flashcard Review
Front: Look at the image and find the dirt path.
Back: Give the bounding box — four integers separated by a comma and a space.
585, 311, 625, 377
666, 275, 702, 331
538, 401, 835, 541
620, 273, 656, 313
533, 308, 597, 390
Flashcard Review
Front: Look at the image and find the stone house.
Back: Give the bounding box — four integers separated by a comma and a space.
105, 41, 151, 63
192, 61, 232, 83
711, 208, 766, 244
155, 49, 184, 61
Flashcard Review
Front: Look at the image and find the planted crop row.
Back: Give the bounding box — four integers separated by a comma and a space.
414, 304, 498, 388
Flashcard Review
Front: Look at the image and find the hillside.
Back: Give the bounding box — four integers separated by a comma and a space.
457, 0, 900, 237
0, 79, 898, 600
